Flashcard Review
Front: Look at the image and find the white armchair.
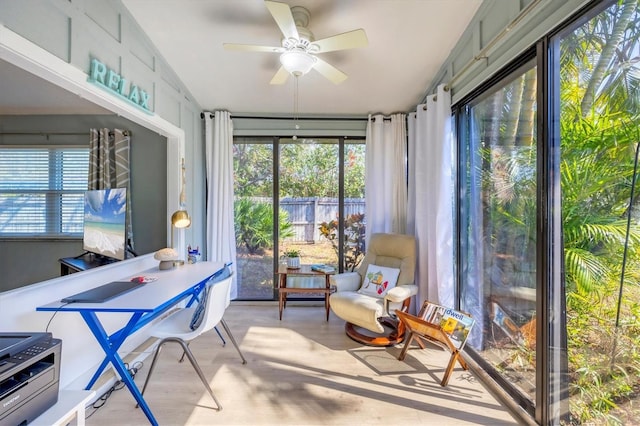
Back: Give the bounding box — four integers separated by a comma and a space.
330, 233, 417, 346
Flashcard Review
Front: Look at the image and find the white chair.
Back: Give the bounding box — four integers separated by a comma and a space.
138, 273, 234, 411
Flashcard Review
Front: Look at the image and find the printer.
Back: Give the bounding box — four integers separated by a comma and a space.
0, 332, 61, 425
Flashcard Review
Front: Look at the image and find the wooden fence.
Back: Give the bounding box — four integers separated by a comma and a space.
245, 197, 365, 242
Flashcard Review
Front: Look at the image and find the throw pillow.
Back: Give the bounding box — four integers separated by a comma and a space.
189, 285, 210, 331
189, 265, 232, 330
357, 264, 400, 298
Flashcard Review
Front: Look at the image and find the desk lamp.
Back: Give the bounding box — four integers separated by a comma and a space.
171, 209, 191, 248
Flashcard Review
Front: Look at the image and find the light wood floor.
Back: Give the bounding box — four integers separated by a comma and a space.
84, 303, 519, 426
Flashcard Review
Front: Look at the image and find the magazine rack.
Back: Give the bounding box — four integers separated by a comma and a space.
395, 301, 474, 387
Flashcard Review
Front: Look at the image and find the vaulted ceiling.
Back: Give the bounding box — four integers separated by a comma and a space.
122, 0, 482, 116
0, 1, 482, 117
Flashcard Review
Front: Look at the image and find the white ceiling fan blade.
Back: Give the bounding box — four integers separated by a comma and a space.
313, 57, 348, 84
312, 29, 368, 53
223, 43, 284, 53
270, 66, 290, 85
265, 1, 299, 40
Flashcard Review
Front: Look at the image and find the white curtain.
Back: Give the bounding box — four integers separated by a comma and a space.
365, 113, 407, 243
204, 111, 238, 299
407, 84, 454, 308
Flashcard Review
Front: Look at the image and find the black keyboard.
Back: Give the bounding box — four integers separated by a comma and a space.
61, 280, 144, 303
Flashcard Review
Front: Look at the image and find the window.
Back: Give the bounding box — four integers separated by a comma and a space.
0, 147, 89, 236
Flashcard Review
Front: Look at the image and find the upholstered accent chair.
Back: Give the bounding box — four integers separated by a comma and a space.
330, 233, 417, 346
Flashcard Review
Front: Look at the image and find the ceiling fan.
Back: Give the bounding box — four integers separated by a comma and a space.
223, 0, 368, 85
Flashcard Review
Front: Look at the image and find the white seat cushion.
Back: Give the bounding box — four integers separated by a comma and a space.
330, 291, 386, 333
152, 308, 198, 339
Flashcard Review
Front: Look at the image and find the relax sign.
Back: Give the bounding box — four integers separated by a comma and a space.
88, 58, 152, 113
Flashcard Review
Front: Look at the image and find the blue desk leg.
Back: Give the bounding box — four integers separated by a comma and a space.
80, 311, 159, 426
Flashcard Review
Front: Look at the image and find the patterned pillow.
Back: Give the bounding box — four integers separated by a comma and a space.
357, 264, 400, 298
189, 284, 210, 331
189, 265, 233, 330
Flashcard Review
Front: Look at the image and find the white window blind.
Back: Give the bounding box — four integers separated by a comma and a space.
0, 147, 89, 236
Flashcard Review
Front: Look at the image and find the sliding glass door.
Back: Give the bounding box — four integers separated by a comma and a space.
233, 137, 275, 299
458, 62, 538, 412
552, 2, 640, 423
233, 136, 365, 300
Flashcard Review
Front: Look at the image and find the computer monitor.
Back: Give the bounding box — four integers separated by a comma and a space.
82, 188, 127, 261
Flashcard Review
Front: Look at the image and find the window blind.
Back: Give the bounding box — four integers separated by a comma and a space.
0, 147, 89, 236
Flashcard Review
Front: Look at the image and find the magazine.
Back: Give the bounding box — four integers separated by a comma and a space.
418, 301, 475, 350
310, 264, 335, 273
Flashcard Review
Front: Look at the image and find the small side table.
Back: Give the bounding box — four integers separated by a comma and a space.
59, 253, 118, 275
276, 264, 335, 321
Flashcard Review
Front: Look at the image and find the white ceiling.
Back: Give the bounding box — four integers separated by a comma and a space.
0, 1, 481, 117
122, 0, 482, 116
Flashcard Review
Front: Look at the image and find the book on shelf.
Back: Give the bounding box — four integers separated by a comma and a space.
418, 300, 475, 350
310, 264, 335, 273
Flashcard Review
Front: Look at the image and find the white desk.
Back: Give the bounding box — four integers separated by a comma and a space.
36, 261, 228, 426
31, 390, 95, 426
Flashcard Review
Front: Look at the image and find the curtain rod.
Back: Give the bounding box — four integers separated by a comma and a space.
0, 132, 90, 137
201, 113, 390, 122
0, 130, 130, 136
419, 0, 542, 105
200, 112, 368, 122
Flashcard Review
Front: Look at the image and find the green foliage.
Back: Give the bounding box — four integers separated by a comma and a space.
279, 142, 365, 198
557, 6, 640, 419
561, 119, 640, 423
279, 143, 338, 197
234, 198, 294, 254
283, 249, 300, 257
318, 213, 365, 271
233, 144, 273, 197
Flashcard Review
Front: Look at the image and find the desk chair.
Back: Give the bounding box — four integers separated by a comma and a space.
138, 274, 234, 411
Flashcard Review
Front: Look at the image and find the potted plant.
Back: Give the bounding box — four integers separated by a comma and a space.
283, 249, 301, 269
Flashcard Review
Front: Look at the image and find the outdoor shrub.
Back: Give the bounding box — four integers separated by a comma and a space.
234, 198, 293, 254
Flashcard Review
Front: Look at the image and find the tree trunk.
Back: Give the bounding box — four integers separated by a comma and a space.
504, 77, 525, 146
580, 0, 637, 116
517, 68, 537, 147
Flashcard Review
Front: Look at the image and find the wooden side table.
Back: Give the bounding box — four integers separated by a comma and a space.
276, 264, 335, 321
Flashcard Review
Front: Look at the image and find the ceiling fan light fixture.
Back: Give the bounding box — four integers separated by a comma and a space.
280, 50, 316, 76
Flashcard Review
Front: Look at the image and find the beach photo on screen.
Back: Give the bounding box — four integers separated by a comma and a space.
83, 188, 127, 260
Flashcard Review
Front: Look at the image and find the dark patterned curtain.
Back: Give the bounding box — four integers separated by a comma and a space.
88, 128, 133, 251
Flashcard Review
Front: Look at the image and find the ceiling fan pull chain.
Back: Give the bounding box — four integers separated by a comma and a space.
293, 75, 300, 140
